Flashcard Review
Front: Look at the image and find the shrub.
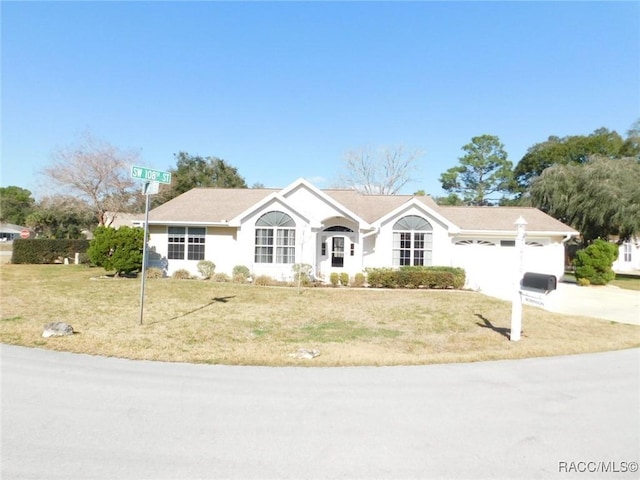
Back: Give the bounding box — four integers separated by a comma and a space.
353, 272, 366, 287
577, 277, 591, 287
339, 272, 350, 286
365, 268, 397, 288
254, 275, 274, 286
232, 265, 251, 282
365, 266, 465, 289
197, 260, 216, 279
12, 238, 90, 264
172, 269, 192, 280
574, 239, 619, 285
329, 272, 340, 287
292, 263, 313, 286
87, 226, 144, 276
145, 267, 165, 279
213, 272, 230, 282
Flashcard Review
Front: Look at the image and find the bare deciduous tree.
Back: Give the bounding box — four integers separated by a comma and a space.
340, 144, 424, 194
43, 133, 143, 226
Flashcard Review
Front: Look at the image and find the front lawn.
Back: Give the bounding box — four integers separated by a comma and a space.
1, 264, 638, 366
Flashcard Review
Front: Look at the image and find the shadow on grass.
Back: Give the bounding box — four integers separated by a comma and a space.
475, 313, 511, 340
149, 296, 236, 324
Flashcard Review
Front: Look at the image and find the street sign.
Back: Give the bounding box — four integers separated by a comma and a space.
142, 181, 160, 195
19, 229, 30, 239
131, 165, 171, 185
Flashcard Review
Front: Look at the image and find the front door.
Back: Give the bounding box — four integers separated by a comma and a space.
331, 237, 344, 267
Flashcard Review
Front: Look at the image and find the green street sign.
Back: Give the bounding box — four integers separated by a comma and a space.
131, 165, 172, 185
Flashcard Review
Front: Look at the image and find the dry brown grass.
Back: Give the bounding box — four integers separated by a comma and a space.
1, 264, 638, 366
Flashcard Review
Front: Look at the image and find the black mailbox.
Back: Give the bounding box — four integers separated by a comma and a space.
521, 272, 557, 292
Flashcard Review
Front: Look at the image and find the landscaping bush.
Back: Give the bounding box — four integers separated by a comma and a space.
213, 272, 230, 282
329, 272, 340, 287
232, 265, 251, 282
366, 266, 465, 289
145, 267, 165, 279
254, 275, 274, 286
12, 238, 90, 264
365, 268, 397, 288
574, 239, 619, 286
87, 226, 144, 276
353, 272, 366, 287
339, 272, 350, 286
172, 269, 192, 280
197, 260, 216, 279
292, 263, 312, 286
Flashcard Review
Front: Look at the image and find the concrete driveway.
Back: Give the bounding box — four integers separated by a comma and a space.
2, 344, 638, 479
544, 282, 640, 325
483, 280, 640, 326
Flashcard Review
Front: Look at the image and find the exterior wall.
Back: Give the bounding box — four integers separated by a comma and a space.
451, 236, 567, 297
363, 206, 451, 270
148, 225, 240, 277
613, 239, 640, 272
235, 199, 319, 282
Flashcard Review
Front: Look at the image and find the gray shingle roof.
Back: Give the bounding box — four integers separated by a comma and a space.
147, 186, 577, 234
435, 206, 576, 233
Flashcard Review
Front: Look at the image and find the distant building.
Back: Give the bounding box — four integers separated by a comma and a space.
0, 223, 34, 241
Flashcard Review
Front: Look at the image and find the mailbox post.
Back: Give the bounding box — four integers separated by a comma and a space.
510, 216, 527, 341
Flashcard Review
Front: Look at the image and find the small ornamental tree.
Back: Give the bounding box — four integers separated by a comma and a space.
88, 226, 144, 276
573, 239, 619, 286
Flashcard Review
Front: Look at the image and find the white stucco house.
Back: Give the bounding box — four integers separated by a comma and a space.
142, 178, 578, 295
613, 237, 640, 273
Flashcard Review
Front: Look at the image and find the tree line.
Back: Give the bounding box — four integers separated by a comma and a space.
1, 122, 638, 245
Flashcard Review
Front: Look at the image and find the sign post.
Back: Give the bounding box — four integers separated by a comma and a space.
131, 166, 172, 325
510, 216, 527, 341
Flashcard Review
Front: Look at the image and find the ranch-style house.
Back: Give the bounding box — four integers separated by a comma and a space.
141, 179, 578, 295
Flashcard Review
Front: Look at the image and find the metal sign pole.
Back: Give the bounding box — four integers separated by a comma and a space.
139, 185, 151, 325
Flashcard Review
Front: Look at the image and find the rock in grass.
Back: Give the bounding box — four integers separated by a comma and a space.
289, 348, 320, 359
42, 322, 75, 338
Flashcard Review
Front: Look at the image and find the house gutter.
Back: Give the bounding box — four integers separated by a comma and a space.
145, 221, 231, 227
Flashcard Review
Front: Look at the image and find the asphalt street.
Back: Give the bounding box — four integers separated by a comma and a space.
2, 344, 639, 479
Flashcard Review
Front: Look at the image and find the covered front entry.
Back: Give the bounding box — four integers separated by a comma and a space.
317, 224, 357, 278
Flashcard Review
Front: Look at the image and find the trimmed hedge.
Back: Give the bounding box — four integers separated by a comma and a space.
366, 266, 466, 289
11, 239, 90, 264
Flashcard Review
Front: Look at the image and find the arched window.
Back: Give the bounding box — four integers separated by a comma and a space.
324, 226, 353, 232
392, 215, 433, 266
454, 239, 496, 247
255, 211, 296, 264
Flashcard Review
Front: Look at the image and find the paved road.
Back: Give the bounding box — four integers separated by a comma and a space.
2, 345, 638, 479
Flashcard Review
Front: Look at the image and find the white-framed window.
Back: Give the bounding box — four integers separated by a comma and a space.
623, 242, 632, 262
392, 215, 433, 266
255, 211, 296, 264
168, 227, 206, 260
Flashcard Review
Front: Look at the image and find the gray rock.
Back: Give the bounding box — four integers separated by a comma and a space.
42, 322, 75, 338
289, 348, 320, 359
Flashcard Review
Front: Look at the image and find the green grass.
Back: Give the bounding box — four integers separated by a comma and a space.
610, 275, 640, 291
563, 272, 640, 290
1, 264, 639, 366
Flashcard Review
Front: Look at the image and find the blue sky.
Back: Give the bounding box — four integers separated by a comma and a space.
2, 1, 638, 199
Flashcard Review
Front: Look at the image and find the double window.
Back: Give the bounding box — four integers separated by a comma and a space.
392, 215, 433, 266
255, 211, 296, 264
168, 227, 206, 260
